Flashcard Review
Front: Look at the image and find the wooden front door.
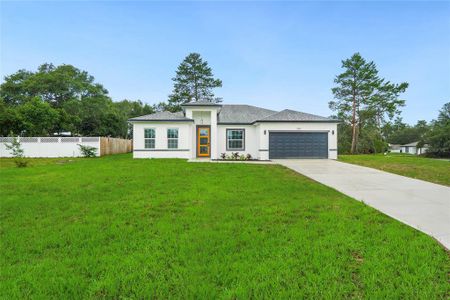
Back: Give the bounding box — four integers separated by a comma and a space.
197, 127, 210, 157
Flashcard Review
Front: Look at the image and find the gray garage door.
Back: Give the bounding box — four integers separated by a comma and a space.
269, 132, 328, 159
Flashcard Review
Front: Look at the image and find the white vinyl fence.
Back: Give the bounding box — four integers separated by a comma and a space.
0, 137, 100, 158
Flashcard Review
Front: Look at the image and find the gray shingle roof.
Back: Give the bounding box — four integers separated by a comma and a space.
128, 111, 193, 122
401, 141, 419, 147
129, 104, 338, 123
218, 105, 276, 124
257, 109, 334, 122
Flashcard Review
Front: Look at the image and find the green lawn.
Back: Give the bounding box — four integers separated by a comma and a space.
0, 155, 448, 298
339, 154, 450, 186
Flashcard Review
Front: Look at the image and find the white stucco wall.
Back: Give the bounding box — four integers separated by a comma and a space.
217, 125, 258, 158
131, 110, 338, 160
256, 122, 338, 160
191, 111, 211, 125
132, 122, 193, 159
185, 107, 220, 159
400, 146, 428, 155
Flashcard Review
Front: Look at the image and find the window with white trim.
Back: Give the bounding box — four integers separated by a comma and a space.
167, 128, 178, 149
226, 129, 245, 150
144, 128, 155, 149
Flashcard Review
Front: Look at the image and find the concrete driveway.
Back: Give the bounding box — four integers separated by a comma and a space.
275, 159, 450, 249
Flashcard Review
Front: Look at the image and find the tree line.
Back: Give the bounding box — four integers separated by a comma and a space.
330, 53, 449, 157
0, 52, 448, 156
0, 63, 154, 138
0, 53, 221, 138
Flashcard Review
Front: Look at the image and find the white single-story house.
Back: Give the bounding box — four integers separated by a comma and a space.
389, 142, 428, 155
129, 101, 339, 160
389, 144, 402, 153
400, 141, 428, 155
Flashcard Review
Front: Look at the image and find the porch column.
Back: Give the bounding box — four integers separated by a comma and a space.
210, 110, 218, 159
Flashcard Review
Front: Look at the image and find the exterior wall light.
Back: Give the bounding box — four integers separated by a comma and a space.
332, 130, 335, 135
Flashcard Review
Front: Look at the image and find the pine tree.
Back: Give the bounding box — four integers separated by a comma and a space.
167, 53, 222, 112
329, 53, 408, 154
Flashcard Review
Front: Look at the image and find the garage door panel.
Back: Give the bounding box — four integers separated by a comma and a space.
269, 132, 328, 159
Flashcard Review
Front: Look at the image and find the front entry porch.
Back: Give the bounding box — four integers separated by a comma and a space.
196, 126, 211, 157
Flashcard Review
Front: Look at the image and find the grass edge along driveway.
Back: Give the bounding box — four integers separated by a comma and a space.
0, 154, 448, 299
339, 154, 450, 186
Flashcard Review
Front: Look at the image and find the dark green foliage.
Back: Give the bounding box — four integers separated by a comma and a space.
357, 126, 387, 154
338, 122, 387, 154
0, 64, 154, 138
337, 123, 353, 154
387, 120, 430, 145
0, 98, 22, 136
1, 63, 108, 107
77, 144, 98, 158
17, 97, 60, 136
0, 155, 448, 298
330, 53, 408, 154
424, 102, 450, 157
381, 117, 407, 139
167, 53, 222, 112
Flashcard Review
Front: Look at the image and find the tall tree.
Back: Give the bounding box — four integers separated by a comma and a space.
113, 100, 155, 138
329, 53, 408, 154
366, 80, 408, 129
0, 63, 155, 137
1, 63, 108, 108
167, 53, 222, 112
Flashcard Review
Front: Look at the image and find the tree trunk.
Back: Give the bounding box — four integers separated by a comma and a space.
351, 93, 357, 154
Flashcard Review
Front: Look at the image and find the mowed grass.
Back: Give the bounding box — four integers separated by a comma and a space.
339, 154, 450, 186
0, 155, 448, 299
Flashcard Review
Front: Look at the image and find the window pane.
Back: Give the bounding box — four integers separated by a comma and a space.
145, 129, 155, 138
199, 129, 208, 136
228, 140, 242, 149
168, 139, 178, 149
145, 139, 155, 149
234, 130, 243, 139
167, 129, 178, 138
227, 129, 243, 139
226, 129, 244, 150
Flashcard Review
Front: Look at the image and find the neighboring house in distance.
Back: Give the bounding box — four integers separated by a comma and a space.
128, 101, 339, 160
389, 144, 402, 153
400, 141, 428, 155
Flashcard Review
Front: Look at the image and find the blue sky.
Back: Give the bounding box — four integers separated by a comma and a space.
1, 1, 449, 124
